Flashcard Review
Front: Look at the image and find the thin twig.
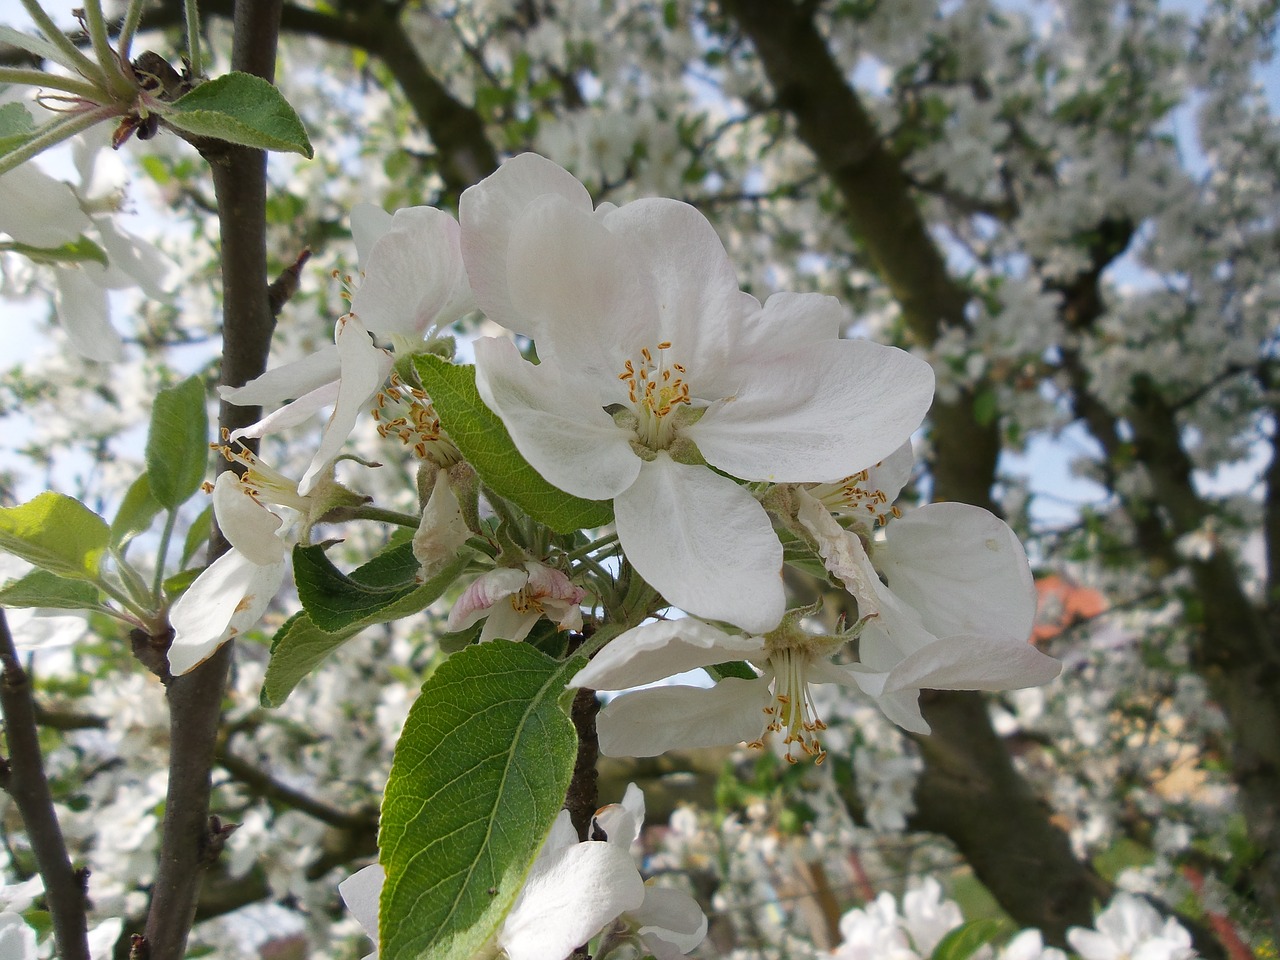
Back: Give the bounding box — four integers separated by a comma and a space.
0, 610, 90, 960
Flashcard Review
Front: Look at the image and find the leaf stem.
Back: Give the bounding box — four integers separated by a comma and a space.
346, 505, 422, 528
0, 104, 116, 177
0, 67, 103, 100
561, 531, 619, 563
115, 0, 145, 61
80, 0, 132, 99
183, 0, 202, 77
18, 0, 108, 87
152, 508, 179, 601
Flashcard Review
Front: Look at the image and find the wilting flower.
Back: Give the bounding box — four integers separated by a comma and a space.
339, 785, 705, 960
461, 153, 934, 633
793, 446, 1060, 733
222, 204, 472, 493
446, 561, 584, 643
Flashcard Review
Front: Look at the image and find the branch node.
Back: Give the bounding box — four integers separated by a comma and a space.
268, 248, 312, 317
129, 933, 150, 960
199, 815, 240, 868
129, 628, 174, 682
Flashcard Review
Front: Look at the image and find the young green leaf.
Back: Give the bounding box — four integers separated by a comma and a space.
161, 72, 314, 158
413, 355, 613, 534
931, 919, 1008, 960
259, 611, 361, 708
379, 641, 584, 960
181, 503, 213, 567
0, 568, 101, 609
111, 473, 162, 552
0, 101, 35, 154
292, 542, 468, 634
145, 375, 209, 510
0, 235, 109, 268
0, 492, 110, 581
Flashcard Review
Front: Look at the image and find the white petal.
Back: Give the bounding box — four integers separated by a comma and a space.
632, 886, 709, 957
229, 380, 340, 443
872, 502, 1037, 642
876, 636, 1061, 694
351, 206, 473, 337
93, 215, 173, 298
461, 153, 593, 334
592, 783, 645, 849
167, 550, 284, 674
53, 266, 123, 362
299, 314, 393, 495
688, 339, 934, 482
211, 472, 287, 567
473, 336, 640, 500
350, 203, 394, 266
614, 454, 784, 634
478, 599, 542, 643
596, 678, 770, 757
0, 163, 89, 246
412, 470, 470, 579
505, 194, 658, 375
0, 912, 38, 960
538, 809, 579, 860
572, 618, 764, 691
446, 566, 529, 632
501, 839, 644, 960
338, 864, 384, 942
220, 345, 340, 406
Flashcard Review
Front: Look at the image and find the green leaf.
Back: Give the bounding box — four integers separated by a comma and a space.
413, 355, 613, 534
930, 920, 1007, 960
111, 473, 162, 552
0, 569, 100, 609
162, 72, 314, 158
181, 504, 213, 567
0, 492, 109, 581
0, 101, 34, 154
293, 541, 468, 634
145, 376, 209, 510
379, 642, 583, 960
259, 611, 361, 707
0, 235, 109, 267
973, 387, 999, 428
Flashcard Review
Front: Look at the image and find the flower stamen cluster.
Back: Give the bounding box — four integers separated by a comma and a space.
753, 644, 830, 764
208, 430, 311, 515
618, 341, 691, 450
371, 373, 461, 468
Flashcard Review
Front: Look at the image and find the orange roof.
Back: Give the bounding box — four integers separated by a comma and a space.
1033, 574, 1107, 642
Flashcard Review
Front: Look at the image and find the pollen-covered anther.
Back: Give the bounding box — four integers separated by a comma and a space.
371, 374, 460, 467
748, 647, 831, 765
617, 342, 692, 449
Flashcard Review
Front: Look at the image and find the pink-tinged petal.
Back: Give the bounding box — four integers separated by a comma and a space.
877, 636, 1061, 695
211, 472, 286, 566
572, 618, 765, 692
615, 454, 784, 634
505, 195, 658, 375
446, 567, 529, 632
596, 678, 770, 757
461, 153, 593, 335
599, 198, 746, 382
53, 266, 122, 362
220, 345, 340, 407
350, 203, 394, 266
688, 339, 934, 483
872, 502, 1037, 642
500, 839, 644, 960
167, 551, 286, 674
299, 315, 393, 495
474, 337, 640, 500
229, 380, 340, 443
338, 864, 383, 942
633, 886, 709, 958
0, 163, 89, 246
478, 598, 541, 643
351, 206, 473, 337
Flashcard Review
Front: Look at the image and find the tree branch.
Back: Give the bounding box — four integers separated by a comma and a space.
0, 610, 89, 960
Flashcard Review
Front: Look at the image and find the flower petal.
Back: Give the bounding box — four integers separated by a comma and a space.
351, 206, 473, 337
0, 163, 89, 246
596, 678, 770, 757
688, 339, 934, 482
632, 886, 709, 958
615, 454, 784, 634
504, 194, 658, 376
461, 153, 594, 335
299, 314, 393, 495
872, 502, 1037, 642
94, 215, 173, 298
501, 838, 644, 960
473, 336, 640, 500
220, 345, 340, 406
875, 635, 1061, 695
572, 618, 765, 691
211, 472, 287, 566
446, 566, 529, 632
412, 469, 470, 580
337, 864, 384, 942
350, 203, 394, 266
229, 380, 340, 443
167, 550, 285, 674
53, 266, 122, 362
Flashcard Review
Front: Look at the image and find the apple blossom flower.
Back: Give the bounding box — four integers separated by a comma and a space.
339, 785, 705, 960
446, 561, 585, 643
167, 445, 362, 675
793, 447, 1060, 734
461, 153, 934, 634
411, 466, 472, 581
222, 204, 472, 493
1066, 893, 1195, 960
0, 913, 36, 960
573, 609, 871, 763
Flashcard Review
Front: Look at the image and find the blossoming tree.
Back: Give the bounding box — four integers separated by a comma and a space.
0, 1, 1276, 959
